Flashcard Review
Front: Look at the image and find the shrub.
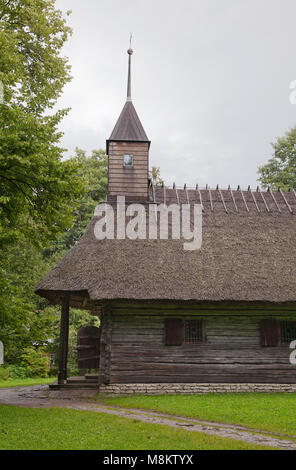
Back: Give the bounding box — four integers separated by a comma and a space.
0, 367, 10, 381
48, 367, 58, 377
7, 365, 28, 379
19, 347, 49, 378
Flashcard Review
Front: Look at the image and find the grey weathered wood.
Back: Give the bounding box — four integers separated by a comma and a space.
108, 141, 149, 201
98, 308, 112, 384
105, 304, 296, 384
58, 297, 70, 384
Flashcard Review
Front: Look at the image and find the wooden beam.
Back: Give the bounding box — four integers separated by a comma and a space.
98, 307, 112, 384
58, 297, 70, 384
217, 186, 228, 213
238, 186, 249, 212
229, 186, 238, 212
279, 188, 293, 214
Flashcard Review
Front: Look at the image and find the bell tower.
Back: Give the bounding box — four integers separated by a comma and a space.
106, 45, 150, 202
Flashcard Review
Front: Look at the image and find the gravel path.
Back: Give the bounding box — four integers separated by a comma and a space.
0, 385, 295, 450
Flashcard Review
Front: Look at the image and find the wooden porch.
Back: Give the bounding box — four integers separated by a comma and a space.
49, 374, 101, 390
55, 296, 106, 389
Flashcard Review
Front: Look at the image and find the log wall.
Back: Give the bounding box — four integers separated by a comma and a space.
102, 303, 296, 384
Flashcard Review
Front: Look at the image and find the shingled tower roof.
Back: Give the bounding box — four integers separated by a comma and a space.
106, 45, 150, 153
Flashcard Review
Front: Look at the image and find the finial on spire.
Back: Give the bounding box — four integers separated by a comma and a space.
127, 34, 133, 101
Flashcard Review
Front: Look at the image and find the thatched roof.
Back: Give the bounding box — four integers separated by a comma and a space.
35, 186, 296, 307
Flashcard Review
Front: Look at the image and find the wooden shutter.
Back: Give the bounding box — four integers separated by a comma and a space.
260, 319, 279, 347
164, 319, 183, 346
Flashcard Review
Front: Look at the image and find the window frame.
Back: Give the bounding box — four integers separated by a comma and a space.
163, 318, 205, 346
184, 319, 204, 345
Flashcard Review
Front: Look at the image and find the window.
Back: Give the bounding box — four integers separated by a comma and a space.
280, 321, 296, 344
184, 320, 203, 344
260, 319, 296, 347
123, 154, 133, 168
164, 318, 204, 346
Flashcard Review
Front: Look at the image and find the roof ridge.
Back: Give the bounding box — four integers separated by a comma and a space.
148, 182, 296, 214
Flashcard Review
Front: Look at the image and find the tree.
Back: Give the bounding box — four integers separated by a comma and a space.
0, 148, 107, 367
42, 148, 108, 257
0, 237, 57, 363
0, 0, 83, 248
42, 148, 107, 370
258, 126, 296, 190
149, 166, 163, 187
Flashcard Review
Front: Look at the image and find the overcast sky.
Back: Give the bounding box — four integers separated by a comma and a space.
55, 0, 296, 189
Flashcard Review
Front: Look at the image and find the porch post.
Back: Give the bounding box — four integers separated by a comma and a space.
58, 296, 70, 384
98, 306, 112, 384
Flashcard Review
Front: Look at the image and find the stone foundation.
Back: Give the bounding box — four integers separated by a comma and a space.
99, 383, 296, 395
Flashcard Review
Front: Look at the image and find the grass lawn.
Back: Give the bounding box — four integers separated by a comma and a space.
98, 393, 296, 437
0, 405, 273, 450
0, 378, 55, 388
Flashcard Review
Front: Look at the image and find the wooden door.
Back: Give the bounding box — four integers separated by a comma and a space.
77, 325, 101, 370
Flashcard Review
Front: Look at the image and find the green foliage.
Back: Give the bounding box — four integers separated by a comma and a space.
6, 365, 27, 379
0, 366, 10, 380
0, 0, 108, 372
39, 148, 107, 374
19, 347, 49, 377
258, 126, 296, 190
42, 148, 108, 256
0, 0, 72, 112
1, 364, 43, 380
0, 238, 58, 363
0, 0, 84, 248
0, 147, 107, 367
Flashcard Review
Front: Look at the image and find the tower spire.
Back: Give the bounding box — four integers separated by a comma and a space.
127, 34, 133, 101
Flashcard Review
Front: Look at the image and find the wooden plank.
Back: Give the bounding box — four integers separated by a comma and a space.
111, 144, 149, 151
110, 304, 296, 315
109, 156, 148, 162
108, 170, 149, 178
108, 185, 148, 191
108, 191, 148, 197
109, 164, 148, 171
109, 176, 149, 183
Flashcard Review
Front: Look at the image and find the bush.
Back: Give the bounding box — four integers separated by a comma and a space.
19, 347, 49, 378
7, 365, 28, 379
48, 367, 58, 377
0, 367, 10, 381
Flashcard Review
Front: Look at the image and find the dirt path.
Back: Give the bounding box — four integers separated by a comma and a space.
0, 385, 295, 450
